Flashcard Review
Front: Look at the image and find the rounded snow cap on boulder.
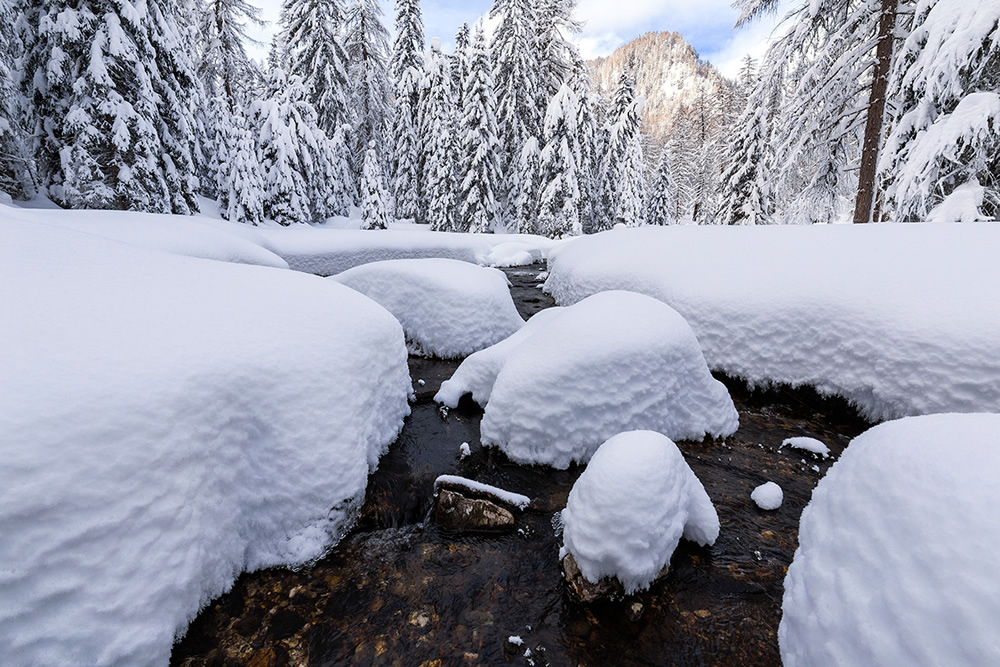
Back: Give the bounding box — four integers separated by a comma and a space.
478, 289, 738, 468
560, 430, 719, 595
780, 413, 1000, 666
330, 258, 524, 358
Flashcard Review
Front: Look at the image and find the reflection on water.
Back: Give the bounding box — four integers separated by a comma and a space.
172, 264, 872, 667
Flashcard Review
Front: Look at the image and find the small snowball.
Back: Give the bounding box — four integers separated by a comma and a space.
459, 442, 471, 459
751, 482, 783, 510
508, 635, 524, 646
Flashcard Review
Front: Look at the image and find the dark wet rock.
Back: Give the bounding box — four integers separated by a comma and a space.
561, 552, 670, 604
434, 488, 515, 532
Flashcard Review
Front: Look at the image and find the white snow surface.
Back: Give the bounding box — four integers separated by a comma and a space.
330, 259, 525, 358
3, 202, 289, 268
255, 225, 558, 276
434, 475, 531, 509
439, 291, 738, 468
0, 216, 411, 665
544, 224, 1000, 421
751, 482, 784, 510
780, 413, 1000, 666
781, 437, 830, 458
560, 431, 719, 594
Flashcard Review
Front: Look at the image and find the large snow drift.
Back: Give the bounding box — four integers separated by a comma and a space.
438, 290, 738, 468
780, 413, 1000, 666
544, 224, 1000, 421
330, 258, 525, 358
560, 431, 719, 594
0, 215, 411, 665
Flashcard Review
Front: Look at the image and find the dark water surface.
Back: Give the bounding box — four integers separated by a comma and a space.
172, 264, 871, 667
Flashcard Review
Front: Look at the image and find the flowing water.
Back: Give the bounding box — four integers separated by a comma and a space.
172, 265, 872, 667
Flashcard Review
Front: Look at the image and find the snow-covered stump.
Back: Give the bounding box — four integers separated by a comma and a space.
330, 258, 525, 358
559, 431, 720, 602
437, 290, 738, 468
780, 414, 1000, 666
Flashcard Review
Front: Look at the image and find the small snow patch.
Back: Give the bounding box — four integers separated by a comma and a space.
751, 482, 783, 510
781, 436, 830, 458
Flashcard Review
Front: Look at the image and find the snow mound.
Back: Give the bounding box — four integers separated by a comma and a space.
751, 482, 783, 510
781, 436, 830, 458
256, 225, 558, 276
560, 431, 719, 594
3, 202, 289, 268
439, 290, 738, 468
330, 258, 525, 358
780, 413, 1000, 666
0, 217, 411, 665
544, 224, 1000, 421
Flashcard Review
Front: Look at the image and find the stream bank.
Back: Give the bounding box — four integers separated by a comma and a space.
172, 264, 872, 666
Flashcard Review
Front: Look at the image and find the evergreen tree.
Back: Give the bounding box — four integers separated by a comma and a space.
280, 0, 352, 137
489, 0, 541, 175
598, 66, 646, 228
571, 73, 600, 234
360, 139, 390, 229
418, 39, 457, 230
648, 147, 676, 225
388, 0, 424, 219
344, 0, 390, 166
511, 136, 541, 234
534, 0, 584, 102
1, 0, 32, 198
456, 25, 501, 234
198, 0, 263, 109
537, 83, 581, 237
389, 0, 424, 83
20, 0, 202, 212
218, 107, 266, 224
452, 22, 471, 110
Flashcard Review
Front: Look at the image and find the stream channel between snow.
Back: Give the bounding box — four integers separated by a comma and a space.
172, 264, 872, 667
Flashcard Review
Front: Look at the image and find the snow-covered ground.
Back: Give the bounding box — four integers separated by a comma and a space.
330, 259, 525, 358
559, 431, 719, 594
439, 290, 738, 468
0, 211, 411, 665
545, 223, 1000, 421
780, 413, 1000, 665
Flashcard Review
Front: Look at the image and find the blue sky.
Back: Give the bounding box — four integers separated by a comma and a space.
248, 0, 790, 78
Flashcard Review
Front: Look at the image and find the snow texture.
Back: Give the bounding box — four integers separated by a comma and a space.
439, 290, 738, 468
560, 431, 719, 594
545, 225, 1000, 421
751, 482, 783, 510
330, 258, 525, 358
780, 413, 1000, 666
434, 475, 531, 509
781, 437, 830, 458
0, 214, 411, 666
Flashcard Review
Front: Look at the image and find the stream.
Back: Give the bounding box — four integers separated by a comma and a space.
171, 264, 872, 667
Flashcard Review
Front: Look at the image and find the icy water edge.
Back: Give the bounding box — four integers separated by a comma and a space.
171, 264, 872, 667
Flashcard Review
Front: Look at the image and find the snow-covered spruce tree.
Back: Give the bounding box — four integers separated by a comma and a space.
489, 0, 542, 178
319, 123, 355, 217
571, 72, 601, 234
198, 0, 263, 108
534, 0, 584, 102
417, 39, 457, 230
360, 140, 390, 229
456, 25, 501, 234
389, 0, 424, 83
280, 0, 352, 137
511, 136, 541, 234
252, 68, 332, 225
452, 22, 471, 110
344, 0, 390, 169
647, 147, 677, 225
388, 0, 424, 219
879, 0, 1000, 221
678, 79, 724, 223
20, 0, 201, 212
0, 0, 33, 199
537, 83, 581, 238
218, 107, 266, 224
598, 66, 646, 229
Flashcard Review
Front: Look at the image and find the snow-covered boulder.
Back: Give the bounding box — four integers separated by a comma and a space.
0, 216, 411, 666
780, 413, 1000, 666
330, 258, 525, 358
559, 431, 720, 595
438, 290, 738, 468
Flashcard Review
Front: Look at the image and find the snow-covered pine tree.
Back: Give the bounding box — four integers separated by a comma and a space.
388, 0, 424, 219
647, 146, 676, 225
344, 0, 390, 168
280, 0, 352, 137
0, 0, 33, 199
20, 0, 202, 212
417, 39, 457, 230
456, 25, 501, 234
511, 136, 541, 234
537, 83, 581, 238
571, 72, 600, 234
318, 123, 355, 217
879, 0, 1000, 221
198, 0, 263, 109
389, 0, 424, 83
598, 66, 646, 229
534, 0, 584, 102
252, 68, 331, 225
218, 107, 266, 224
452, 22, 471, 110
360, 139, 390, 229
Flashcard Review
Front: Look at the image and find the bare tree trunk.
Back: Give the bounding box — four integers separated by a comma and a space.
853, 0, 898, 223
